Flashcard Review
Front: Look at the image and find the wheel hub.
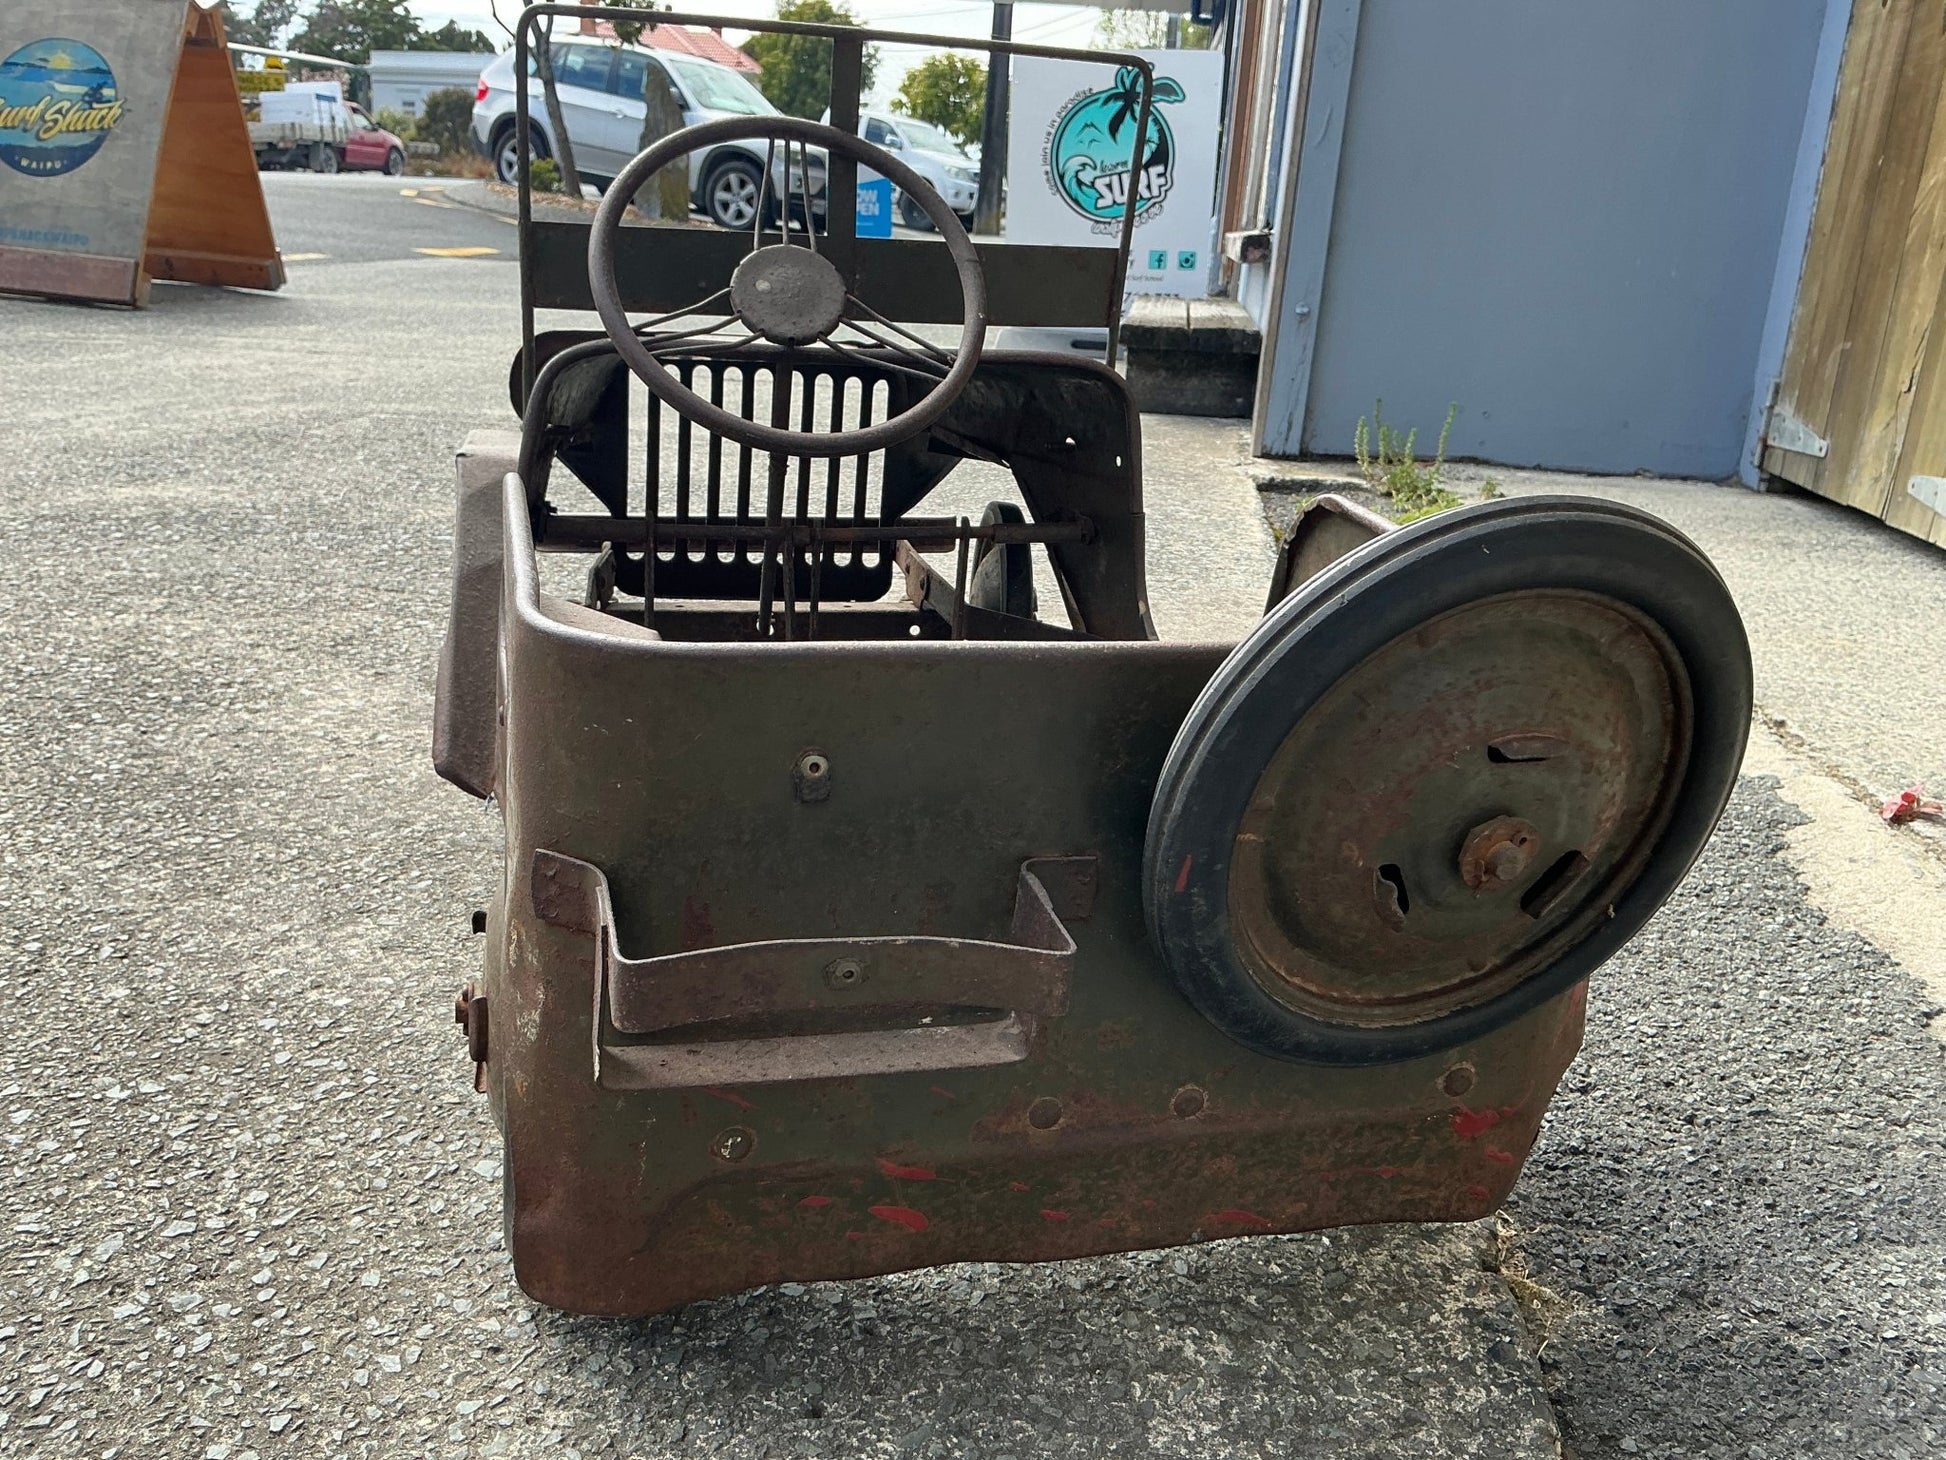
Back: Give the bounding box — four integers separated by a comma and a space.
1227, 589, 1691, 1028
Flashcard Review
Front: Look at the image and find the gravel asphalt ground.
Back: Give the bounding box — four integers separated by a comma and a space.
1, 177, 1943, 1458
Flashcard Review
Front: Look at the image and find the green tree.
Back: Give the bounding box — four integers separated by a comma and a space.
420, 20, 496, 52
218, 0, 300, 48
893, 53, 985, 150
740, 0, 879, 120
1094, 9, 1216, 51
288, 0, 421, 63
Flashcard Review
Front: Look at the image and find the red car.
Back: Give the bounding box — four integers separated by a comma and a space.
339, 102, 408, 175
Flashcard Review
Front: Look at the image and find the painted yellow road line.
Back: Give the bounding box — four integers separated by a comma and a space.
413, 246, 500, 258
398, 187, 419, 196
281, 252, 328, 262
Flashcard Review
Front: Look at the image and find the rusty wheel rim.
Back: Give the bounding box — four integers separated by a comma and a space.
1226, 589, 1692, 1028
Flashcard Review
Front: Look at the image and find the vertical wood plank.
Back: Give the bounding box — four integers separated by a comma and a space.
1811, 0, 1946, 510
1763, 0, 1910, 485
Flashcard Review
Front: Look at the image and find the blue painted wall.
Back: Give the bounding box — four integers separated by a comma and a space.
1267, 0, 1829, 477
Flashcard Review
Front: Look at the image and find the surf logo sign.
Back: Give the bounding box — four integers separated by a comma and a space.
1043, 66, 1187, 231
0, 38, 125, 178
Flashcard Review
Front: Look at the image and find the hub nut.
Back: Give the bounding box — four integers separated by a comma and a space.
1458, 816, 1542, 892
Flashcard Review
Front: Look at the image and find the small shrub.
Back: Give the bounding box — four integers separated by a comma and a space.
373, 106, 415, 138
415, 87, 475, 159
528, 157, 563, 194
1355, 399, 1462, 520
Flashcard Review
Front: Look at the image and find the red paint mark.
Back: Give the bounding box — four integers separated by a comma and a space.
1450, 1106, 1501, 1140
1483, 1147, 1516, 1165
1141, 1198, 1155, 1208
679, 894, 715, 950
1464, 1184, 1492, 1203
868, 1204, 929, 1232
876, 1158, 938, 1182
1174, 854, 1193, 894
1040, 1209, 1070, 1223
1208, 1209, 1270, 1228
1375, 1166, 1400, 1179
705, 1086, 756, 1111
1008, 1181, 1031, 1193
798, 1194, 834, 1209
844, 1229, 865, 1241
929, 1085, 957, 1100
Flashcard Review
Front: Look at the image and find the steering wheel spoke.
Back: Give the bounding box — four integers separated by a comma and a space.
589, 115, 986, 459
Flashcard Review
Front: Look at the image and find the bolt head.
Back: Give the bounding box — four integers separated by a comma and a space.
711, 1126, 755, 1162
1459, 816, 1542, 891
823, 957, 864, 989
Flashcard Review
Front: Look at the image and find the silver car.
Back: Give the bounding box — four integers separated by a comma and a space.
471, 39, 825, 228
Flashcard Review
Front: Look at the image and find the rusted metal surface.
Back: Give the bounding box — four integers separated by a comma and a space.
446, 469, 1594, 1314
1264, 492, 1394, 609
431, 5, 1748, 1319
530, 847, 1089, 1045
1227, 591, 1689, 1029
1458, 815, 1544, 892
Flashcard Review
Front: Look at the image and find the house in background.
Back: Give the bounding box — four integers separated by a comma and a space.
367, 49, 495, 116
574, 19, 761, 74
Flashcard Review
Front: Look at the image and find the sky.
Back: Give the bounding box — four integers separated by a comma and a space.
406, 0, 1117, 105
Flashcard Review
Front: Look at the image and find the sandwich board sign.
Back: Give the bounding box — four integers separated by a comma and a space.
0, 0, 283, 307
1004, 49, 1222, 300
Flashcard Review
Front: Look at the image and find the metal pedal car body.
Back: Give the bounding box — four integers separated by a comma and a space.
434, 5, 1752, 1316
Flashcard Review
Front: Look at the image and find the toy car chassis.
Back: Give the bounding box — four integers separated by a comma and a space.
434, 5, 1753, 1316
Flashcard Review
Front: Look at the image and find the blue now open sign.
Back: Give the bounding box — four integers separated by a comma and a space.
856, 175, 893, 239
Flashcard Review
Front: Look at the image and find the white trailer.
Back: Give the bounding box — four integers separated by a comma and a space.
248, 82, 351, 172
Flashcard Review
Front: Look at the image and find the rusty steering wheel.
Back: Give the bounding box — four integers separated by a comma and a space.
588, 116, 987, 459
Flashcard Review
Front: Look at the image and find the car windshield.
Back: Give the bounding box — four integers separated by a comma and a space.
896, 117, 965, 157
668, 58, 774, 116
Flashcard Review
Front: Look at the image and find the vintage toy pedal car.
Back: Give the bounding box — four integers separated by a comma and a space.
434, 5, 1752, 1315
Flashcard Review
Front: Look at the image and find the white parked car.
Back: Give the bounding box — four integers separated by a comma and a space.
821, 108, 978, 230
471, 40, 825, 229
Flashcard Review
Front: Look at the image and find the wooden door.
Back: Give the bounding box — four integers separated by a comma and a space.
1764, 0, 1946, 546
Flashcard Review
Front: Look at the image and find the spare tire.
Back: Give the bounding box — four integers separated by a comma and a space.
1143, 495, 1751, 1065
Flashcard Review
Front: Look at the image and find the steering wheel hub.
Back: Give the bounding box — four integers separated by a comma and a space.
731, 245, 847, 346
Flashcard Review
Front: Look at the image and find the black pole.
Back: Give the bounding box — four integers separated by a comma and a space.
972, 1, 1012, 236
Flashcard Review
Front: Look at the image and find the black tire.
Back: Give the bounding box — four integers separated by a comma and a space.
966, 502, 1036, 618
703, 155, 764, 230
1144, 495, 1751, 1066
384, 147, 406, 177
898, 190, 935, 232
310, 142, 339, 175
495, 124, 547, 187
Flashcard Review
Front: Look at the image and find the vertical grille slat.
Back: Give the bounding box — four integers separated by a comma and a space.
626, 351, 899, 604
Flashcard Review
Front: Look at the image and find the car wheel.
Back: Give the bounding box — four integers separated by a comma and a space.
898, 190, 935, 232
705, 156, 763, 230
311, 142, 339, 174
384, 147, 405, 177
496, 126, 546, 186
